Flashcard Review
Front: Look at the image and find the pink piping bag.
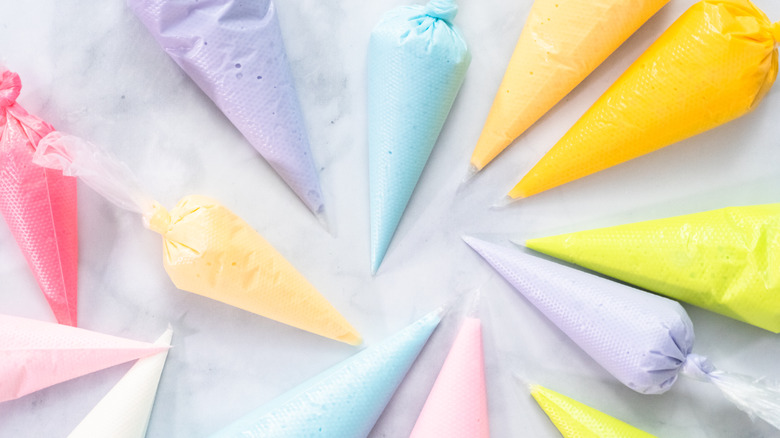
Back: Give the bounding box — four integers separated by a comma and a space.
126, 0, 325, 218
0, 314, 167, 403
0, 70, 78, 326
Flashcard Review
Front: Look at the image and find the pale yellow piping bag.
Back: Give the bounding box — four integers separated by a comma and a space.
470, 0, 669, 172
527, 204, 780, 333
511, 0, 779, 199
33, 132, 361, 346
530, 384, 657, 438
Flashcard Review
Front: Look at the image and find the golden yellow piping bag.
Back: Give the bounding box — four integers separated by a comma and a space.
511, 0, 779, 199
471, 0, 669, 172
32, 132, 361, 346
529, 384, 657, 438
527, 204, 780, 333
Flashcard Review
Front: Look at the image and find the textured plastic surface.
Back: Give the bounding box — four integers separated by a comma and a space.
367, 0, 470, 273
0, 70, 78, 326
68, 328, 172, 438
410, 317, 489, 438
145, 196, 361, 345
471, 0, 668, 171
34, 133, 361, 346
463, 237, 694, 395
466, 237, 780, 429
209, 309, 442, 438
511, 0, 780, 199
530, 385, 656, 438
35, 132, 155, 215
0, 314, 166, 403
127, 0, 325, 216
527, 204, 780, 333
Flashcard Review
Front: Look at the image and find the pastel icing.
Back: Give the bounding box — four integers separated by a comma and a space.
0, 70, 78, 326
209, 310, 442, 438
511, 0, 779, 198
68, 328, 173, 438
410, 317, 490, 438
463, 237, 693, 395
127, 0, 325, 216
527, 204, 780, 332
0, 315, 166, 403
530, 385, 657, 438
471, 0, 668, 171
145, 195, 361, 346
368, 0, 470, 272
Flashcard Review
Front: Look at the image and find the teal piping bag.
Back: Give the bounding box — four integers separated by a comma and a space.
368, 0, 470, 273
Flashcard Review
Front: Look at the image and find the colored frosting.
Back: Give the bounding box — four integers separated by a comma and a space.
368, 0, 470, 273
144, 195, 361, 345
527, 204, 780, 333
511, 0, 779, 198
69, 328, 173, 438
530, 385, 656, 438
209, 309, 442, 438
463, 236, 693, 395
0, 70, 78, 326
34, 133, 361, 346
465, 237, 780, 429
0, 315, 166, 403
410, 317, 490, 438
471, 0, 668, 171
127, 0, 325, 216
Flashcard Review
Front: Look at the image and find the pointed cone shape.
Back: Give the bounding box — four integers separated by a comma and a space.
527, 204, 780, 333
127, 0, 325, 216
209, 309, 442, 438
470, 0, 669, 171
0, 70, 78, 326
510, 0, 779, 199
463, 237, 694, 395
144, 195, 361, 345
367, 0, 470, 272
0, 315, 167, 403
68, 327, 173, 438
530, 385, 657, 438
410, 317, 490, 438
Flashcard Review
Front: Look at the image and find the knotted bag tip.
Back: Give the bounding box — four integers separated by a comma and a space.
424, 0, 457, 22
0, 70, 22, 108
144, 202, 172, 235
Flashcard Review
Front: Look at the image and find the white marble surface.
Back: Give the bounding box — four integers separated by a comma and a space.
1, 0, 780, 437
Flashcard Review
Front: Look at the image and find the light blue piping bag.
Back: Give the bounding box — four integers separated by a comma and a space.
209, 309, 443, 437
368, 0, 470, 273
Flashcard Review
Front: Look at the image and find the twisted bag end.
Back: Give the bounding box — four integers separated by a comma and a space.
0, 70, 21, 108
424, 0, 457, 22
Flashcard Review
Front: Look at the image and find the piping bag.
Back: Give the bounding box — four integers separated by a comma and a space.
0, 70, 78, 326
126, 0, 325, 218
69, 327, 172, 438
527, 204, 780, 333
529, 384, 657, 438
470, 0, 669, 172
32, 132, 361, 346
410, 295, 490, 438
368, 0, 470, 273
209, 309, 443, 438
0, 314, 167, 403
464, 237, 780, 430
510, 0, 780, 199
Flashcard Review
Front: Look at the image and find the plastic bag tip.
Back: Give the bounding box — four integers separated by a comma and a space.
154, 326, 174, 347
341, 331, 364, 347
491, 195, 518, 210
463, 289, 483, 318
314, 206, 334, 237
510, 372, 535, 393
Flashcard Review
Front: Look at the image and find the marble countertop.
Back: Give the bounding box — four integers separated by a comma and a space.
2, 0, 780, 437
